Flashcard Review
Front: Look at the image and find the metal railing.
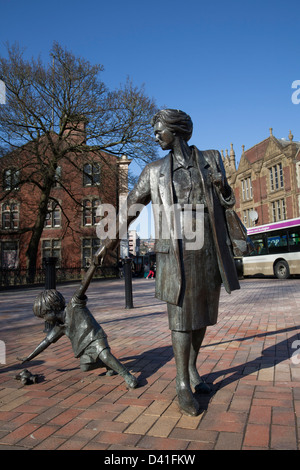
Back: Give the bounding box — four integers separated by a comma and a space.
0, 265, 118, 289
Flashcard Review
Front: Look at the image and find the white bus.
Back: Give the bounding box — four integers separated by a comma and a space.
241, 217, 300, 279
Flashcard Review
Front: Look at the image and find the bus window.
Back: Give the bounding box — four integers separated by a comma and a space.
267, 230, 288, 254
247, 235, 266, 256
288, 229, 300, 252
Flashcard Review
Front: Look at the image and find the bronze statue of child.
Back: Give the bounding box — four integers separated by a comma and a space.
18, 289, 138, 389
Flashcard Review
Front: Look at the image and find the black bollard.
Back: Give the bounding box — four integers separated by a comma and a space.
123, 258, 133, 309
43, 257, 57, 332
44, 257, 57, 289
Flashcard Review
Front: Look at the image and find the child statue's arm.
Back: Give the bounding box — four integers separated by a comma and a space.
74, 244, 109, 299
17, 326, 64, 363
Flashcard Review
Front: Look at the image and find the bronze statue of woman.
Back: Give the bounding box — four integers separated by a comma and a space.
88, 109, 243, 416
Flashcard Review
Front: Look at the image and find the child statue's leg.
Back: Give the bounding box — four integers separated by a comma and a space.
99, 348, 138, 389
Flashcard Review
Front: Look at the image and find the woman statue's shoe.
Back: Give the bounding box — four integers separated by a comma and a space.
189, 368, 211, 394
176, 380, 200, 416
193, 380, 211, 394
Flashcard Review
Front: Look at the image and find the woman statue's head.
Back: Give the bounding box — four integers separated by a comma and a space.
151, 109, 193, 142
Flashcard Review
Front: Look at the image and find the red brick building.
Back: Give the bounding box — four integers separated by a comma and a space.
0, 120, 130, 279
222, 129, 300, 228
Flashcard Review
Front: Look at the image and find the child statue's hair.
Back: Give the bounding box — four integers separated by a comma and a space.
33, 289, 66, 319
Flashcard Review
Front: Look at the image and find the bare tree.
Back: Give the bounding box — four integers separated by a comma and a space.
0, 42, 158, 281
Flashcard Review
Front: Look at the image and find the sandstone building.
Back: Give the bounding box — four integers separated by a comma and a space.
222, 129, 300, 228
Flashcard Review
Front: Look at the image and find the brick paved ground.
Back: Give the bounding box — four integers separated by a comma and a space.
0, 276, 300, 451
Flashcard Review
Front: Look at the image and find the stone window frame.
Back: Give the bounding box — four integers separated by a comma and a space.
3, 168, 20, 191
83, 162, 101, 187
271, 198, 286, 222
44, 201, 62, 229
1, 201, 20, 230
82, 198, 101, 227
269, 162, 284, 192
81, 237, 101, 268
41, 238, 61, 267
241, 176, 253, 201
242, 207, 255, 228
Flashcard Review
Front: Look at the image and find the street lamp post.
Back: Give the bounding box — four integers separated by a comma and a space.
123, 258, 133, 309
43, 257, 57, 331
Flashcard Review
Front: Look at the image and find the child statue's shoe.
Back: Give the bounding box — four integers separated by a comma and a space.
122, 371, 138, 389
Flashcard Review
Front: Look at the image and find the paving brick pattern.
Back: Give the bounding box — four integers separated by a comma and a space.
0, 277, 300, 450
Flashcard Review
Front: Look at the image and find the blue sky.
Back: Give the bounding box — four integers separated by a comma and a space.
1, 0, 300, 237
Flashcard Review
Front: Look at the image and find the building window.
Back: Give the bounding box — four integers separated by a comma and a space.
0, 241, 18, 268
241, 177, 252, 201
83, 199, 100, 226
82, 238, 101, 267
242, 208, 255, 228
44, 202, 61, 228
42, 239, 61, 266
3, 168, 20, 191
271, 199, 286, 222
269, 163, 284, 191
83, 163, 100, 186
1, 202, 19, 229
